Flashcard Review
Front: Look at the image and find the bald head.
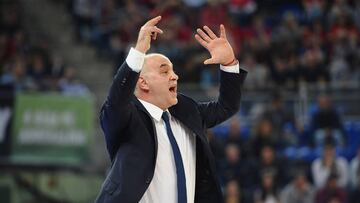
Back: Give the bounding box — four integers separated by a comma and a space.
141, 53, 171, 76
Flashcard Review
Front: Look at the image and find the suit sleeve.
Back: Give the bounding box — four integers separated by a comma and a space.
99, 61, 140, 160
198, 66, 247, 128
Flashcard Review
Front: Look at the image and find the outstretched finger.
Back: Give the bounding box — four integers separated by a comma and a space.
144, 16, 162, 26
220, 24, 227, 39
203, 26, 217, 39
195, 34, 209, 49
197, 28, 211, 43
150, 26, 163, 40
150, 26, 163, 34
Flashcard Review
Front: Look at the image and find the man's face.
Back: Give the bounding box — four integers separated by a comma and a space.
294, 175, 306, 190
141, 54, 179, 110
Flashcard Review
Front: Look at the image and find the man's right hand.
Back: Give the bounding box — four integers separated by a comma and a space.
135, 16, 163, 54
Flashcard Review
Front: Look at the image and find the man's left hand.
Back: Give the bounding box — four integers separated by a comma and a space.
195, 25, 237, 66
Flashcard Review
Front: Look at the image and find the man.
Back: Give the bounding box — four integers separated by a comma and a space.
312, 95, 345, 147
95, 16, 247, 203
311, 140, 349, 189
280, 171, 315, 203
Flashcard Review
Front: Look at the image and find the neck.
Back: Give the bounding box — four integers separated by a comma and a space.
136, 94, 167, 111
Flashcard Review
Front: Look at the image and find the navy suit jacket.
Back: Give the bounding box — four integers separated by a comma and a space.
95, 62, 247, 203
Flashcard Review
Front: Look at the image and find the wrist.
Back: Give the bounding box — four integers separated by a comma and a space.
134, 45, 148, 54
222, 58, 238, 66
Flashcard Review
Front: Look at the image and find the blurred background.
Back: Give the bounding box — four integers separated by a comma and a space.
0, 0, 359, 202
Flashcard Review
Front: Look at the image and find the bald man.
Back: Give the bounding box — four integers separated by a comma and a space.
96, 16, 247, 203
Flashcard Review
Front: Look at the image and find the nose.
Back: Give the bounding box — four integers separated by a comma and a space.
171, 71, 178, 81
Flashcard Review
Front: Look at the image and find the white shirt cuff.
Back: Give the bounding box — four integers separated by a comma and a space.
220, 63, 240, 74
125, 47, 145, 73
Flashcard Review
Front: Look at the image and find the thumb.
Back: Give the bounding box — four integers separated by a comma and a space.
204, 58, 215, 65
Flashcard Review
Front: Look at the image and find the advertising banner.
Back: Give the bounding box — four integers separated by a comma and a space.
11, 93, 94, 165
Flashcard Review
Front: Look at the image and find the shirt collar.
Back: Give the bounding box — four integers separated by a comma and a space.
138, 99, 169, 122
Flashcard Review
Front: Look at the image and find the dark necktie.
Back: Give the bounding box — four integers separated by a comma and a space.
162, 112, 187, 203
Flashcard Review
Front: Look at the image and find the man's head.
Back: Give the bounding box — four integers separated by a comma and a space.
323, 139, 336, 159
225, 143, 241, 164
260, 145, 275, 165
318, 94, 331, 110
292, 171, 308, 191
135, 53, 179, 110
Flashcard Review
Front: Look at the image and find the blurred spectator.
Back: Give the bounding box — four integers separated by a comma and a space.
329, 55, 351, 88
0, 56, 34, 90
314, 174, 347, 203
311, 95, 345, 147
219, 143, 257, 197
302, 0, 326, 21
328, 0, 353, 27
261, 92, 294, 136
280, 170, 315, 203
27, 53, 51, 91
270, 56, 290, 86
328, 9, 358, 59
91, 0, 122, 57
247, 15, 272, 62
225, 116, 244, 148
271, 12, 303, 55
71, 0, 96, 42
249, 119, 278, 157
58, 66, 90, 96
302, 19, 326, 51
253, 169, 280, 203
228, 0, 257, 26
285, 53, 301, 89
224, 179, 244, 203
241, 53, 269, 90
299, 48, 329, 84
220, 143, 242, 184
349, 147, 360, 188
255, 145, 287, 187
200, 0, 228, 31
49, 54, 66, 79
311, 140, 349, 189
349, 168, 360, 203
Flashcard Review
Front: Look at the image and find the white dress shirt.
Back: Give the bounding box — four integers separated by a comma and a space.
138, 99, 196, 203
126, 47, 240, 203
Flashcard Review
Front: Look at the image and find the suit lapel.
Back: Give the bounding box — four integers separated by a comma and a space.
133, 95, 204, 140
169, 98, 204, 140
132, 96, 151, 117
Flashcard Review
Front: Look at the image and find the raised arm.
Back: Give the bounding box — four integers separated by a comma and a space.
100, 16, 163, 160
195, 25, 247, 128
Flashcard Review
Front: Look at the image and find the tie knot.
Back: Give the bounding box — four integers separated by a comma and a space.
162, 112, 170, 123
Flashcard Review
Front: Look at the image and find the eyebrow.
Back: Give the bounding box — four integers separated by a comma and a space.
160, 63, 169, 68
159, 63, 171, 70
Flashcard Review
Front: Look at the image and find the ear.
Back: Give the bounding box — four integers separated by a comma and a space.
137, 76, 150, 91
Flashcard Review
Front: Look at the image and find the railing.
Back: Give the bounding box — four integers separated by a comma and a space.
179, 82, 360, 125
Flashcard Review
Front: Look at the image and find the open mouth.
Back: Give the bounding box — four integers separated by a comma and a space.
169, 86, 176, 93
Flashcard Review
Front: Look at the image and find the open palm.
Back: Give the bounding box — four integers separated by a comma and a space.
195, 25, 236, 65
